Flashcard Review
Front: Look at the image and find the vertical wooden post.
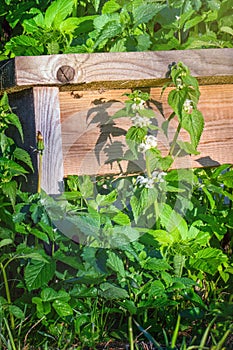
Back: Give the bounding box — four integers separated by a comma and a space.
33, 87, 64, 195
9, 87, 64, 194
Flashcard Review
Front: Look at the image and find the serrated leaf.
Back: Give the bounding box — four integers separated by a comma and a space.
112, 211, 130, 225
189, 248, 228, 275
168, 88, 187, 119
1, 181, 17, 208
110, 226, 140, 247
133, 3, 165, 28
143, 258, 171, 272
41, 287, 57, 302
59, 17, 83, 34
159, 203, 188, 237
13, 147, 34, 171
94, 20, 122, 49
30, 228, 49, 244
176, 140, 200, 155
8, 305, 25, 319
25, 259, 56, 291
107, 251, 126, 277
99, 282, 129, 299
52, 300, 73, 317
173, 254, 186, 277
44, 0, 74, 28
6, 113, 24, 141
102, 0, 121, 14
136, 34, 151, 51
96, 190, 117, 206
138, 108, 156, 118
47, 41, 60, 55
181, 110, 204, 148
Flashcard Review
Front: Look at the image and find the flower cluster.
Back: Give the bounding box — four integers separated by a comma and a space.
131, 114, 152, 128
138, 135, 157, 153
183, 99, 193, 114
136, 171, 167, 189
131, 97, 145, 111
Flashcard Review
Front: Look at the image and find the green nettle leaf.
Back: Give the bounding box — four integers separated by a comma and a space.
107, 251, 126, 277
5, 35, 43, 56
112, 211, 131, 225
79, 175, 94, 198
96, 190, 117, 206
110, 226, 140, 247
1, 181, 17, 208
99, 282, 129, 299
143, 258, 171, 272
173, 254, 186, 277
118, 300, 137, 315
52, 300, 73, 317
168, 88, 187, 119
136, 34, 152, 51
41, 287, 58, 302
219, 170, 233, 188
181, 110, 204, 148
5, 113, 24, 142
0, 238, 13, 248
46, 41, 60, 55
176, 140, 200, 155
25, 259, 56, 291
30, 228, 49, 244
133, 3, 165, 28
102, 0, 121, 14
8, 305, 25, 320
94, 20, 122, 49
0, 92, 9, 108
60, 17, 85, 34
189, 248, 228, 275
159, 203, 188, 237
13, 148, 34, 171
44, 0, 74, 28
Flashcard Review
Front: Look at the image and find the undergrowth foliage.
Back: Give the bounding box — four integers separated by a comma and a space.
0, 62, 232, 350
0, 0, 232, 59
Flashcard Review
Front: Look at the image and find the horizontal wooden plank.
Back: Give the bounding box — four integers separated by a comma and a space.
59, 84, 233, 176
1, 48, 233, 92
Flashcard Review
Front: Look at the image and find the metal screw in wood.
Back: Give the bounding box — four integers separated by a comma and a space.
57, 65, 75, 82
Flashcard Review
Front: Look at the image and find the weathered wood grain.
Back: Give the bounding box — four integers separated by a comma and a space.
59, 84, 233, 176
1, 48, 233, 92
33, 87, 64, 194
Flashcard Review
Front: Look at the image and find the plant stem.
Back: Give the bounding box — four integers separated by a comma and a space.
37, 131, 44, 193
37, 152, 42, 193
171, 313, 181, 348
169, 122, 181, 156
0, 263, 15, 330
128, 315, 134, 350
4, 318, 17, 350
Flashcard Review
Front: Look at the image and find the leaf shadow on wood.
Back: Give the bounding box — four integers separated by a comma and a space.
86, 99, 127, 168
195, 156, 220, 167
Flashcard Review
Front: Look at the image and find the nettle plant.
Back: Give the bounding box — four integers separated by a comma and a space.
0, 63, 232, 349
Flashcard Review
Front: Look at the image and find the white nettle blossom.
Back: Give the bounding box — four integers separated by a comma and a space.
183, 99, 193, 114
176, 77, 184, 90
138, 135, 157, 153
131, 113, 152, 128
131, 98, 145, 111
136, 171, 167, 188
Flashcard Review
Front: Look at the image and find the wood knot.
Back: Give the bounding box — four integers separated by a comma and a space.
57, 65, 75, 82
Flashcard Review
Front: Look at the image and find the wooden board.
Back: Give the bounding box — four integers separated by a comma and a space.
1, 48, 233, 92
59, 84, 233, 176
